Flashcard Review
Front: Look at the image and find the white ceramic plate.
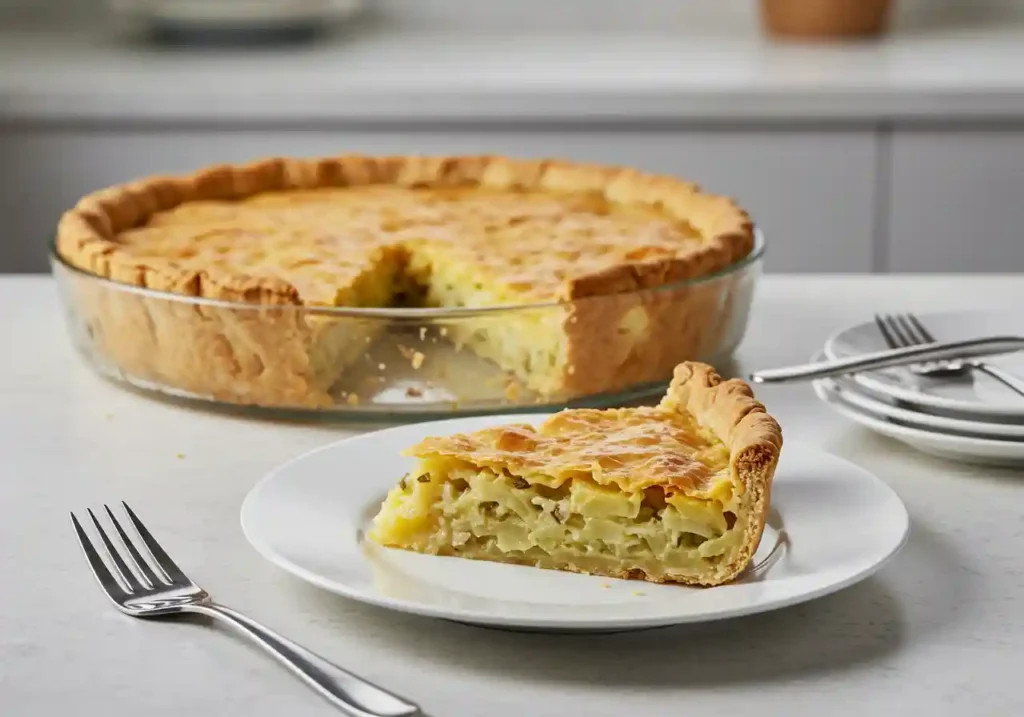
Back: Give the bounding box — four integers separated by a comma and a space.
820, 376, 1024, 440
241, 414, 909, 632
824, 311, 1024, 419
814, 378, 1024, 466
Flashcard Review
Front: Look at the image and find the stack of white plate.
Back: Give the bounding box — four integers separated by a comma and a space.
813, 312, 1024, 466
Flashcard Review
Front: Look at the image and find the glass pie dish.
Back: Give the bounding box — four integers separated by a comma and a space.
51, 232, 763, 420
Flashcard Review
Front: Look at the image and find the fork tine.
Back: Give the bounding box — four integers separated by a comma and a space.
104, 505, 166, 587
121, 502, 190, 585
874, 313, 901, 348
884, 313, 915, 347
905, 313, 938, 344
88, 508, 144, 592
71, 512, 128, 599
893, 313, 929, 346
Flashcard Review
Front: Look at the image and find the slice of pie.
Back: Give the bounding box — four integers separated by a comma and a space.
369, 362, 782, 586
55, 155, 754, 408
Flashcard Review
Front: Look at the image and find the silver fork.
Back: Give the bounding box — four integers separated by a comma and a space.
875, 313, 1024, 399
71, 502, 421, 717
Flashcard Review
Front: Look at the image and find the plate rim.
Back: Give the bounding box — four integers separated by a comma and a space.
822, 310, 1024, 418
240, 423, 910, 630
814, 379, 1024, 452
819, 376, 1024, 440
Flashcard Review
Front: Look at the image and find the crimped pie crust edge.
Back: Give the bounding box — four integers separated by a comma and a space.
55, 154, 755, 304
658, 361, 783, 586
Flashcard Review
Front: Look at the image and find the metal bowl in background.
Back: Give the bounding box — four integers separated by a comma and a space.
107, 0, 364, 45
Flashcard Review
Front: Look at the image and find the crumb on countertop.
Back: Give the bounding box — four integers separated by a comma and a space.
176, 453, 184, 460
405, 386, 424, 398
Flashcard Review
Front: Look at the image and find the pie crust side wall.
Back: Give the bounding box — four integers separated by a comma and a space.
658, 362, 783, 586
55, 155, 755, 407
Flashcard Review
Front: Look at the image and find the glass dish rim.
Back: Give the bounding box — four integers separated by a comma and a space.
49, 229, 764, 319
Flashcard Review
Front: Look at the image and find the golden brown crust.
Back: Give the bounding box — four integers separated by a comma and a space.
56, 154, 753, 302
659, 362, 783, 585
406, 405, 723, 497
54, 155, 754, 408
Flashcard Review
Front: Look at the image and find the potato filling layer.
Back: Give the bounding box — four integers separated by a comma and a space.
370, 465, 742, 580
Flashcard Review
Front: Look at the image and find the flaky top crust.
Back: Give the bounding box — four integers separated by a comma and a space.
407, 406, 726, 496
409, 361, 782, 497
55, 155, 755, 305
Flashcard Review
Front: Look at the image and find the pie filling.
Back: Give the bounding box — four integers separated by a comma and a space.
369, 460, 745, 581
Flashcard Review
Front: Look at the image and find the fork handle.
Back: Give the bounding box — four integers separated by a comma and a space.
189, 603, 420, 717
972, 362, 1024, 399
750, 336, 1024, 384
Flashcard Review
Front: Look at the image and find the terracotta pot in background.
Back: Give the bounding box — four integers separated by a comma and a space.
760, 0, 893, 40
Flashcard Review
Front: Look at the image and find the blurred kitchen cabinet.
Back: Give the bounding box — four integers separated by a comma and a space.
0, 128, 877, 273
886, 130, 1024, 272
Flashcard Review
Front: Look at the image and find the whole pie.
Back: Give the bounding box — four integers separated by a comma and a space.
55, 155, 755, 407
370, 362, 782, 586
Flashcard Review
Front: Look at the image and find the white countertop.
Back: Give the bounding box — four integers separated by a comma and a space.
3, 273, 1024, 716
7, 22, 1024, 123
